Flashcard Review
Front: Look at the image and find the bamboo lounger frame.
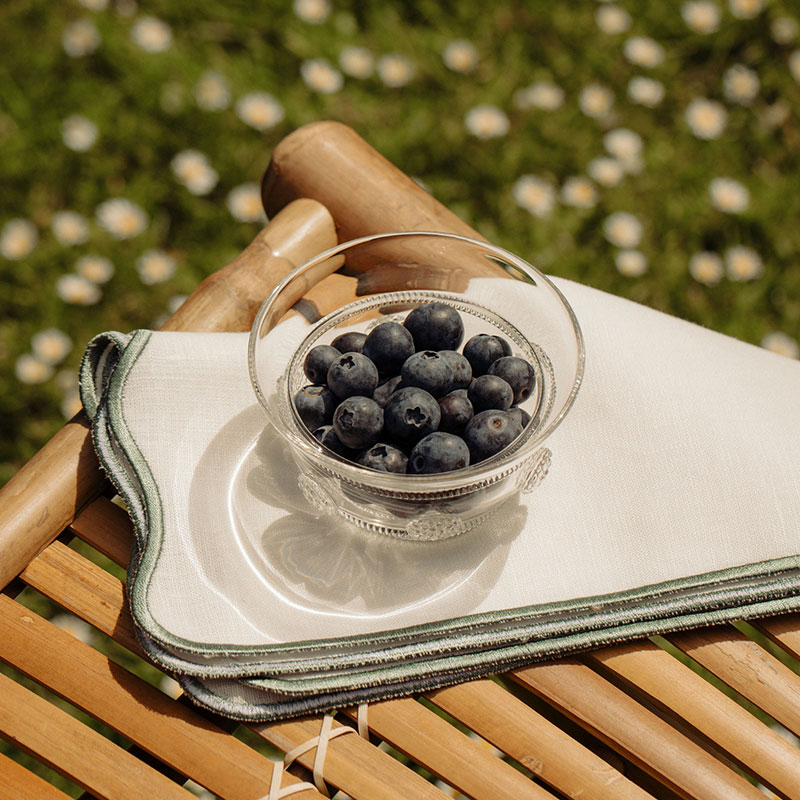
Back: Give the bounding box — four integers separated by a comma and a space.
1, 122, 800, 800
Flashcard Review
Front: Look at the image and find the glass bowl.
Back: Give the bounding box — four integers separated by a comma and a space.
248, 231, 584, 541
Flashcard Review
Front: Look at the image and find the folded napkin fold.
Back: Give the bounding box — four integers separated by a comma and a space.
81, 276, 800, 720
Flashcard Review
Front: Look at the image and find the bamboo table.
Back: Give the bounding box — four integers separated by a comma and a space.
2, 122, 800, 800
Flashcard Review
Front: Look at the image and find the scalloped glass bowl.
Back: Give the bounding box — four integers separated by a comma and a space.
248, 232, 584, 541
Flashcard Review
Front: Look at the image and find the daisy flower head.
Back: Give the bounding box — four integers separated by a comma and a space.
761, 331, 800, 359
339, 46, 374, 79
615, 249, 648, 277
688, 251, 724, 285
77, 0, 108, 9
465, 105, 510, 139
51, 211, 90, 246
31, 329, 72, 365
603, 128, 643, 173
789, 51, 800, 83
235, 92, 284, 131
603, 212, 643, 248
709, 177, 749, 213
136, 250, 177, 285
55, 273, 102, 304
628, 76, 665, 107
300, 58, 344, 94
725, 245, 763, 281
377, 54, 415, 87
512, 176, 556, 218
587, 156, 625, 187
62, 19, 100, 57
685, 98, 727, 139
61, 115, 98, 152
771, 17, 799, 45
116, 0, 137, 17
76, 254, 114, 284
681, 1, 721, 33
595, 5, 631, 34
168, 294, 188, 315
443, 40, 478, 73
15, 354, 53, 384
513, 81, 565, 111
293, 0, 331, 24
578, 84, 614, 120
130, 16, 173, 53
194, 71, 231, 111
623, 36, 665, 68
170, 150, 219, 196
1, 219, 38, 260
723, 64, 759, 104
728, 0, 764, 19
561, 177, 598, 209
96, 198, 148, 239
226, 183, 266, 223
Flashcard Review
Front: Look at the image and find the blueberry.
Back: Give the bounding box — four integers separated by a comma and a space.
463, 410, 523, 463
468, 374, 514, 412
327, 352, 379, 400
438, 389, 474, 434
408, 432, 470, 474
363, 321, 415, 375
331, 331, 367, 354
303, 345, 340, 384
358, 442, 408, 473
438, 350, 472, 389
462, 334, 512, 376
372, 374, 404, 408
293, 385, 336, 430
488, 356, 536, 405
312, 424, 354, 458
403, 302, 465, 351
332, 396, 384, 450
401, 350, 454, 398
507, 406, 531, 430
384, 386, 441, 444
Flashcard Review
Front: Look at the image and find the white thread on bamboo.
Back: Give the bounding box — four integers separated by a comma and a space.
357, 703, 369, 739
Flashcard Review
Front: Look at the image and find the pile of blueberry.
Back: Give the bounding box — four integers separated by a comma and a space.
293, 302, 536, 475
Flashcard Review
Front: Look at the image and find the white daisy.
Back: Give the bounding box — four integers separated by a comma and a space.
628, 76, 665, 107
51, 211, 90, 246
771, 17, 799, 45
603, 128, 643, 173
578, 84, 614, 119
136, 250, 177, 285
761, 332, 800, 359
235, 92, 285, 131
194, 71, 231, 111
293, 0, 331, 24
615, 249, 648, 277
96, 198, 148, 239
685, 98, 727, 139
1, 219, 38, 260
681, 1, 721, 33
595, 5, 631, 35
130, 16, 172, 53
167, 294, 188, 315
300, 58, 344, 94
55, 368, 79, 394
688, 251, 724, 285
62, 19, 100, 57
512, 176, 556, 218
76, 254, 114, 284
513, 81, 565, 111
339, 46, 374, 79
15, 354, 53, 384
115, 0, 137, 17
587, 156, 625, 187
709, 177, 750, 213
226, 183, 265, 223
60, 389, 84, 420
51, 613, 93, 643
725, 245, 763, 281
376, 54, 415, 87
760, 101, 790, 130
728, 0, 764, 19
170, 150, 219, 196
31, 329, 72, 365
623, 37, 665, 68
61, 115, 98, 151
77, 0, 108, 9
603, 212, 643, 248
443, 40, 478, 73
561, 177, 598, 209
723, 64, 759, 104
55, 274, 102, 304
464, 105, 510, 139
789, 51, 800, 83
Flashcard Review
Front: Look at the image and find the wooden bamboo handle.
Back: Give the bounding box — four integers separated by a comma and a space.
0, 198, 337, 590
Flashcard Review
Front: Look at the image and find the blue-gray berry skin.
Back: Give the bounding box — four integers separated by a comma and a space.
332, 396, 384, 449
464, 410, 523, 463
331, 331, 367, 354
438, 350, 472, 389
303, 345, 340, 384
372, 374, 404, 408
403, 302, 465, 351
468, 374, 514, 412
326, 352, 379, 399
294, 385, 336, 430
358, 442, 408, 473
384, 386, 441, 444
462, 334, 512, 376
363, 321, 415, 375
488, 356, 536, 405
312, 424, 354, 458
507, 406, 531, 430
401, 350, 454, 398
438, 389, 474, 434
408, 432, 470, 474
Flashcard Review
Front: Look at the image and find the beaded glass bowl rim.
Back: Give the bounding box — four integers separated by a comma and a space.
248, 231, 585, 494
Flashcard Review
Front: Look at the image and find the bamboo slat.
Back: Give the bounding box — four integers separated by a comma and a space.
0, 751, 75, 800
753, 614, 800, 660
